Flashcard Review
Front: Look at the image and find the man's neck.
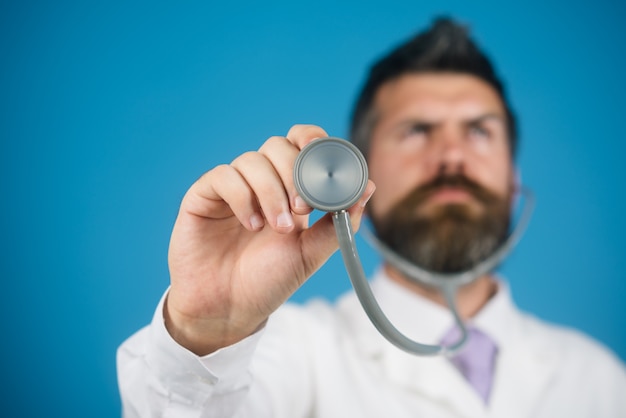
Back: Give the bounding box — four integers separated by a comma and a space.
383, 263, 498, 320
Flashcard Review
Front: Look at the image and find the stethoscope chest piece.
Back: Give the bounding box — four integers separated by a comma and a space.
294, 138, 369, 212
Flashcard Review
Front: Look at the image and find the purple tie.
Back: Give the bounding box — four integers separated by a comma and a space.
441, 326, 498, 403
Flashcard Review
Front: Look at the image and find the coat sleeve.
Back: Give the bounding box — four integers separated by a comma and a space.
116, 289, 264, 418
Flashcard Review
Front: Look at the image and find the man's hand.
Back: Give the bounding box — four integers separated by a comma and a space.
165, 125, 375, 355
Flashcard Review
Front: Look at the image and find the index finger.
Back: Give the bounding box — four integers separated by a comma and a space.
285, 124, 330, 150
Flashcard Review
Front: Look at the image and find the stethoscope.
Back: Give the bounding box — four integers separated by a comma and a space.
294, 137, 535, 356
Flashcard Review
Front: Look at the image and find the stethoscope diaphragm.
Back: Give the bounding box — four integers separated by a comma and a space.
294, 138, 368, 213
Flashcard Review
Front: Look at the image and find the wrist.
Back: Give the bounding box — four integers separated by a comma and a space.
163, 294, 265, 356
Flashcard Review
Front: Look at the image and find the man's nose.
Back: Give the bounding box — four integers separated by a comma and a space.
436, 130, 466, 175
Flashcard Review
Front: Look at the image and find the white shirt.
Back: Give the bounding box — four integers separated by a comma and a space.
117, 270, 626, 417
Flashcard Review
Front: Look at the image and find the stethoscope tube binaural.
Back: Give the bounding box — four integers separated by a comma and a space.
332, 210, 468, 356
294, 137, 534, 356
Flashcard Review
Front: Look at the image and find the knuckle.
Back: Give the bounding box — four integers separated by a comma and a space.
230, 151, 260, 168
210, 163, 234, 179
258, 136, 286, 154
265, 135, 286, 146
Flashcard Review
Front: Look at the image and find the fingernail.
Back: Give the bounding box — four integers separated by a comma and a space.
294, 195, 309, 210
277, 212, 294, 228
250, 213, 264, 230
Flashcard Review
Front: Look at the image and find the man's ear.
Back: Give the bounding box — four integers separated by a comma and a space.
510, 166, 521, 207
514, 167, 521, 191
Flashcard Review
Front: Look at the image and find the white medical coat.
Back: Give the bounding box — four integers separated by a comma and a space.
117, 270, 626, 417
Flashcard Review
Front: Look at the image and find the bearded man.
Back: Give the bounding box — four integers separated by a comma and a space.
118, 17, 626, 418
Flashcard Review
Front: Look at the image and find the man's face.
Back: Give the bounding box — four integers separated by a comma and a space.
367, 73, 514, 273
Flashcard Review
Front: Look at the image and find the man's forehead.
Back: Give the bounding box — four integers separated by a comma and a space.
374, 72, 507, 122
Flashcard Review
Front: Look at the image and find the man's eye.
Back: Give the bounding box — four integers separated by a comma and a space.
468, 125, 490, 140
407, 124, 430, 137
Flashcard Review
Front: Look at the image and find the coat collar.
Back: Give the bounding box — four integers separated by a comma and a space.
336, 269, 559, 417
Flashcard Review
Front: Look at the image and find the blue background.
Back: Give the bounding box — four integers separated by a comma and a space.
1, 1, 624, 416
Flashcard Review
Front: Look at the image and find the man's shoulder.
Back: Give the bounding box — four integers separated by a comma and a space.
515, 309, 625, 374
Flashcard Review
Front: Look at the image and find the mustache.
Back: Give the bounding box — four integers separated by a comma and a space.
399, 173, 501, 211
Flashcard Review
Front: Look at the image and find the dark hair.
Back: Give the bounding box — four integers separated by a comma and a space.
349, 17, 518, 159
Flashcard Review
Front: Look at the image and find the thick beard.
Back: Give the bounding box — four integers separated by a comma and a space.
371, 174, 511, 273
